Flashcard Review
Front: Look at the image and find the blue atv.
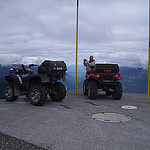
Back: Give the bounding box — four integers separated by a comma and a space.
4, 60, 67, 106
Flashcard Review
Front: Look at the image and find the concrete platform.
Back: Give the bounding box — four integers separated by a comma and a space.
0, 90, 150, 150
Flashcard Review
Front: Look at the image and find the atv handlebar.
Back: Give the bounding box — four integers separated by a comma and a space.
21, 64, 26, 71
28, 64, 37, 68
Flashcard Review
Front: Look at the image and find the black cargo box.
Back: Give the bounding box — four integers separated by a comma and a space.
94, 64, 119, 73
38, 60, 67, 74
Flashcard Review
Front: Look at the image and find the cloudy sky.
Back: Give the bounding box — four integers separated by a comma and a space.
0, 0, 148, 67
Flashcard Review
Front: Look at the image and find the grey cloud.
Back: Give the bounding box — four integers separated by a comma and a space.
0, 0, 148, 67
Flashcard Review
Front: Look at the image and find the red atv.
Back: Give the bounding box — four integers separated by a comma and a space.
83, 64, 123, 100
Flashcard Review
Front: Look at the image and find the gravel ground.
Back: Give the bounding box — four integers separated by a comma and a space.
0, 132, 48, 150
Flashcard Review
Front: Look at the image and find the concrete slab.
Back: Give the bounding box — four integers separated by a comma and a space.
0, 90, 150, 150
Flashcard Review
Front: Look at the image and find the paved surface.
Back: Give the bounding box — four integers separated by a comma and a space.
0, 90, 150, 150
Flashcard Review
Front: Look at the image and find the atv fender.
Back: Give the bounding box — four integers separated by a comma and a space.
5, 74, 21, 96
40, 75, 50, 83
27, 74, 49, 90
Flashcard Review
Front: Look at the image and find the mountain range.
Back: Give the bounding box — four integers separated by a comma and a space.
0, 64, 148, 99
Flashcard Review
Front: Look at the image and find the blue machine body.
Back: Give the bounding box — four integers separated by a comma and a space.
10, 67, 33, 85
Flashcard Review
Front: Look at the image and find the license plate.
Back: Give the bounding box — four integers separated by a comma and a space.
57, 67, 62, 70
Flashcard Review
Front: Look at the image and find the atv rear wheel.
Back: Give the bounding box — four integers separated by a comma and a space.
4, 83, 18, 101
29, 84, 47, 106
112, 82, 122, 100
50, 82, 66, 102
88, 80, 97, 99
83, 80, 88, 95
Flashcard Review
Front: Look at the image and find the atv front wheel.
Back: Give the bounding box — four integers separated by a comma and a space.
112, 82, 122, 100
50, 82, 66, 102
83, 80, 88, 95
29, 84, 47, 106
88, 80, 97, 99
4, 83, 18, 101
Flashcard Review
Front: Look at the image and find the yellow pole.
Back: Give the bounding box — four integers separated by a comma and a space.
75, 0, 79, 95
147, 0, 150, 103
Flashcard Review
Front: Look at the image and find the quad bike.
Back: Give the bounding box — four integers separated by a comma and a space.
4, 60, 67, 106
83, 64, 123, 100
